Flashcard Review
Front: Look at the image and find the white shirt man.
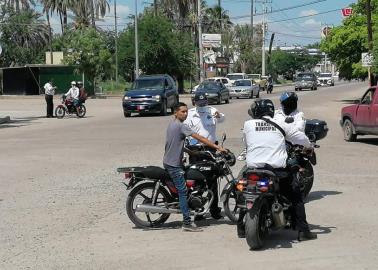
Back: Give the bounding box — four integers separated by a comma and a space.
44, 81, 55, 96
243, 114, 311, 169
65, 83, 79, 100
275, 109, 306, 132
185, 105, 225, 143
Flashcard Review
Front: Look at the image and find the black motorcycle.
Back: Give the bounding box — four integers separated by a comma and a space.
236, 119, 328, 249
118, 135, 237, 228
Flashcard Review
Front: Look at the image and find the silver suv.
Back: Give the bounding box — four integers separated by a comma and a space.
295, 72, 317, 91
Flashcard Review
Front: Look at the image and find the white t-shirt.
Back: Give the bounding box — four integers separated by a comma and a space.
243, 115, 311, 169
184, 106, 225, 143
44, 82, 55, 96
65, 86, 79, 100
275, 109, 306, 132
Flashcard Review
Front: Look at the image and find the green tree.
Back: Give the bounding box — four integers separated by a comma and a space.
0, 8, 49, 66
118, 14, 194, 92
62, 27, 113, 88
203, 5, 232, 33
1, 0, 35, 11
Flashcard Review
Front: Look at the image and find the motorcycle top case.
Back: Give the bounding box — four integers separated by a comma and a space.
305, 119, 328, 141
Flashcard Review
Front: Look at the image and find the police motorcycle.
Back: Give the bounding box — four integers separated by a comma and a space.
235, 119, 328, 249
118, 134, 237, 228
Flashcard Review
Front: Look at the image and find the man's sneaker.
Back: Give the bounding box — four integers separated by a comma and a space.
182, 223, 203, 232
298, 230, 317, 241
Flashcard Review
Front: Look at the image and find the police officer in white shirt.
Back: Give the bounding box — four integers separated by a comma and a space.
185, 93, 225, 144
44, 80, 56, 118
237, 99, 317, 241
275, 91, 305, 132
65, 81, 80, 116
184, 93, 225, 219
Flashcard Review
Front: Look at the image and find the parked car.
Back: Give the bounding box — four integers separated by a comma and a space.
317, 73, 335, 86
226, 73, 248, 85
340, 87, 378, 141
122, 74, 179, 117
229, 79, 260, 99
247, 74, 267, 90
295, 72, 318, 91
191, 81, 230, 105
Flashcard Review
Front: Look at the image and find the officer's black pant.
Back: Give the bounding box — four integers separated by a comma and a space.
45, 94, 54, 117
237, 170, 309, 234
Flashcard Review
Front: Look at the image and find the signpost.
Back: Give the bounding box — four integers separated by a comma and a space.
202, 34, 221, 48
342, 8, 353, 17
362, 52, 374, 67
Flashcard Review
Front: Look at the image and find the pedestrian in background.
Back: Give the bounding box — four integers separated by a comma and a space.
44, 80, 56, 118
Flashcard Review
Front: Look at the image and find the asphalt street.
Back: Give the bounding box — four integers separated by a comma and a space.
0, 81, 377, 269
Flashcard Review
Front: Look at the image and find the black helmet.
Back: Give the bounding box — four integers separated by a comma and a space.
280, 91, 298, 115
194, 93, 208, 107
248, 99, 275, 119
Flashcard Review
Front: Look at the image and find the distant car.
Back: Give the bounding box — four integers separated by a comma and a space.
295, 72, 317, 91
340, 86, 378, 141
247, 74, 267, 90
229, 79, 260, 99
122, 74, 179, 117
191, 77, 231, 94
317, 73, 335, 86
191, 81, 230, 105
226, 73, 248, 85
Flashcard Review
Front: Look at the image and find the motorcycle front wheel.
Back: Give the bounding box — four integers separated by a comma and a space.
126, 182, 171, 228
245, 199, 269, 250
55, 106, 65, 119
299, 162, 314, 199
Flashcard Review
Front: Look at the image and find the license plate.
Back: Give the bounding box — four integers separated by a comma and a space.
137, 105, 145, 110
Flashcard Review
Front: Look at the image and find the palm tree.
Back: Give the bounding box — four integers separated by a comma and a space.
40, 0, 73, 33
203, 5, 232, 33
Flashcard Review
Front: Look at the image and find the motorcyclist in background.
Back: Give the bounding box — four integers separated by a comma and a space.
275, 91, 305, 132
64, 81, 80, 116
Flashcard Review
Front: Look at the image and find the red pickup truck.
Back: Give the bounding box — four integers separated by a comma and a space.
340, 86, 378, 141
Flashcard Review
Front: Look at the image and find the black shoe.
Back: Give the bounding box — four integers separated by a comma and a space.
182, 223, 203, 232
194, 215, 205, 221
210, 207, 223, 220
298, 231, 317, 241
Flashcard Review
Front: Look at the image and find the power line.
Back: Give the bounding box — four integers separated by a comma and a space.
267, 31, 321, 39
268, 8, 340, 23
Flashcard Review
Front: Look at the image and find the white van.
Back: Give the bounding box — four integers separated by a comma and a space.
226, 73, 248, 85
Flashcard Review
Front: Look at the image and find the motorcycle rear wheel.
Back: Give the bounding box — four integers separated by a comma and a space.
126, 182, 171, 228
223, 188, 240, 223
55, 106, 65, 119
77, 104, 86, 118
245, 199, 269, 250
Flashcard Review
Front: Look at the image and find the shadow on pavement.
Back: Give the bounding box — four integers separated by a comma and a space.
306, 190, 342, 203
336, 99, 359, 104
355, 138, 378, 146
254, 224, 335, 251
0, 116, 45, 129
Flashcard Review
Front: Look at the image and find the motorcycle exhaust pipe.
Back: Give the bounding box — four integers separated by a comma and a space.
135, 204, 181, 214
272, 202, 286, 228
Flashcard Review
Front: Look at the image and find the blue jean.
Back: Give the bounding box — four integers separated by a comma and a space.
163, 164, 191, 225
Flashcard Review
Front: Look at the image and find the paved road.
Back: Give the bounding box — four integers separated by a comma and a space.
1, 81, 377, 269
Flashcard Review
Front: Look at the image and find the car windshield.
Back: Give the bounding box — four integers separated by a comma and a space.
296, 76, 313, 81
227, 74, 244, 80
132, 79, 164, 90
234, 80, 251, 86
319, 73, 332, 77
198, 82, 220, 91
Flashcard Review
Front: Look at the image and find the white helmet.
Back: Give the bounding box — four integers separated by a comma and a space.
71, 81, 76, 85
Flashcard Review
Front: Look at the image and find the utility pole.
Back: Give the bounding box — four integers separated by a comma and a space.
114, 0, 119, 84
134, 0, 139, 79
154, 0, 157, 16
261, 0, 266, 76
198, 0, 204, 81
251, 0, 254, 40
366, 0, 374, 85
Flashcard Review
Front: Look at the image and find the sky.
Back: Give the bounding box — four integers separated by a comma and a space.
47, 0, 358, 46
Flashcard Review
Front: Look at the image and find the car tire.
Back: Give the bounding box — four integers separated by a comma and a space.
124, 111, 131, 118
249, 92, 253, 99
225, 97, 230, 104
256, 91, 260, 98
343, 119, 357, 142
217, 95, 221, 105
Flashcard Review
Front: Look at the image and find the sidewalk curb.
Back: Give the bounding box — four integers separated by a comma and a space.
0, 116, 11, 124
